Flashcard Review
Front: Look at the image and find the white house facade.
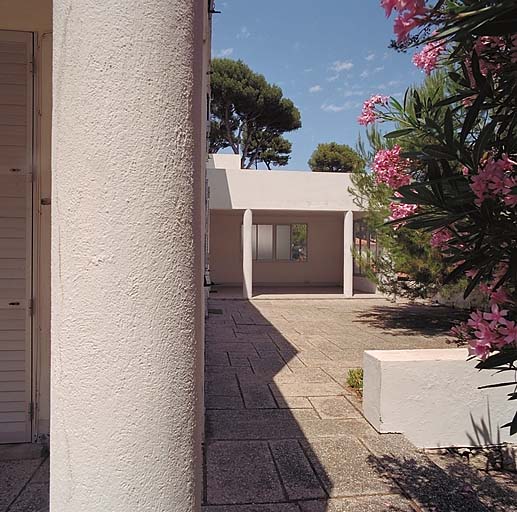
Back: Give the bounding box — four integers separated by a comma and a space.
207, 154, 377, 298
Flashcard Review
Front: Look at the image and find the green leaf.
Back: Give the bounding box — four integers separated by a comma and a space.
460, 91, 486, 144
422, 145, 457, 160
473, 120, 496, 166
444, 108, 454, 147
384, 128, 415, 139
390, 97, 404, 114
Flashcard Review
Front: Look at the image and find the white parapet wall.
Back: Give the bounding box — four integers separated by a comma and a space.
363, 348, 516, 448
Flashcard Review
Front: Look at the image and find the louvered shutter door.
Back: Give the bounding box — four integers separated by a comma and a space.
0, 30, 33, 444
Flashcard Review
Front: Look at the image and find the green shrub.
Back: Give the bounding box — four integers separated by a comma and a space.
346, 368, 363, 395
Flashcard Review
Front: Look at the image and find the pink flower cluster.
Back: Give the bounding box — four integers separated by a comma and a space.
358, 95, 389, 126
389, 199, 417, 221
412, 41, 445, 75
430, 228, 451, 249
470, 155, 517, 207
373, 145, 411, 189
381, 0, 427, 42
453, 262, 515, 359
453, 303, 517, 360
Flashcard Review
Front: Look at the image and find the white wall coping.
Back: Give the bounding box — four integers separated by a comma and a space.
364, 348, 469, 362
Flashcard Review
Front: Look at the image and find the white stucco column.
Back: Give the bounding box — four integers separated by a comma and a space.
343, 210, 354, 297
51, 1, 205, 511
242, 209, 253, 299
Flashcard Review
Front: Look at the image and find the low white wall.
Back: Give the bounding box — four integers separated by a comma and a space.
363, 348, 516, 448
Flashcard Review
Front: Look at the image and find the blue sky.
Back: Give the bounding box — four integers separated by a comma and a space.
212, 0, 426, 170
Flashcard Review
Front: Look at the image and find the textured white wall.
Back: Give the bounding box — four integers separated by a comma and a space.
208, 168, 361, 211
363, 349, 516, 448
51, 1, 204, 510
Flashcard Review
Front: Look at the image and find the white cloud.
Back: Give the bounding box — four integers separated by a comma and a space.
330, 60, 354, 73
366, 53, 375, 61
321, 100, 359, 113
309, 85, 322, 93
343, 90, 365, 97
376, 80, 401, 90
321, 103, 345, 112
360, 70, 369, 79
327, 74, 339, 82
237, 26, 251, 39
216, 47, 234, 58
374, 66, 385, 73
304, 68, 313, 73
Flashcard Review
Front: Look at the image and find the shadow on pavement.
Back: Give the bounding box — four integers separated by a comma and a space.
353, 303, 467, 337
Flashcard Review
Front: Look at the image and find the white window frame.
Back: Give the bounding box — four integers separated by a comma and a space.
247, 223, 308, 262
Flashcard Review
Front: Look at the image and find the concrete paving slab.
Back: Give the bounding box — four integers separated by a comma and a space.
205, 372, 241, 396
301, 437, 396, 497
309, 396, 361, 419
269, 440, 326, 500
206, 409, 320, 440
203, 504, 300, 512
298, 495, 416, 512
206, 395, 245, 410
30, 459, 49, 484
240, 383, 278, 409
274, 396, 313, 409
8, 482, 49, 512
0, 458, 42, 511
271, 382, 343, 397
206, 441, 285, 505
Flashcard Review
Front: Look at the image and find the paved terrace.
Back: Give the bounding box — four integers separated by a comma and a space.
203, 298, 517, 512
2, 298, 516, 511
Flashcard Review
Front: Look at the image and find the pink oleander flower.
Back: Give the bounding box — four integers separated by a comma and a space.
381, 0, 425, 17
372, 145, 411, 189
430, 228, 451, 249
467, 310, 486, 330
470, 155, 516, 206
412, 41, 445, 75
500, 320, 517, 345
490, 288, 510, 305
381, 0, 427, 41
474, 322, 504, 348
483, 303, 508, 325
358, 94, 389, 126
388, 200, 417, 221
468, 338, 491, 360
